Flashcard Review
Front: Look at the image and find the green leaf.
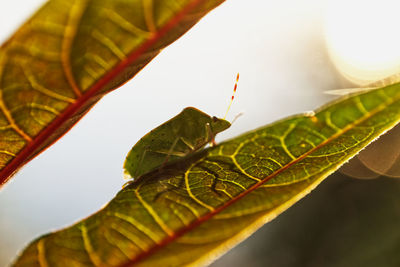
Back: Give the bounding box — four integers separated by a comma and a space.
0, 0, 225, 186
13, 85, 400, 266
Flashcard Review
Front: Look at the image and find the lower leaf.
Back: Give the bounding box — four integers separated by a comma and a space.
14, 84, 400, 266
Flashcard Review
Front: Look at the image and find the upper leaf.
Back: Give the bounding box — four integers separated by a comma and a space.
0, 0, 225, 186
13, 84, 400, 266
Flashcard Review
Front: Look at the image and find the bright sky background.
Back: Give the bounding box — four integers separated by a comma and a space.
1, 0, 399, 266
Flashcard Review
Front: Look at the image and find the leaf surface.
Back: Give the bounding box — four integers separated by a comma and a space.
14, 85, 400, 266
0, 0, 225, 186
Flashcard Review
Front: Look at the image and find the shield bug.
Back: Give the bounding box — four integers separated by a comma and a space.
123, 73, 239, 180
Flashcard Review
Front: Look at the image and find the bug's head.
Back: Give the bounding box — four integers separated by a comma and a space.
210, 116, 231, 134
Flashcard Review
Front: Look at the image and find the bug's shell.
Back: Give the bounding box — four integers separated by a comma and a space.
124, 107, 231, 179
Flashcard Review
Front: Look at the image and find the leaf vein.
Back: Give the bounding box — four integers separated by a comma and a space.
185, 163, 216, 211
102, 8, 152, 37
279, 123, 297, 160
10, 42, 60, 62
354, 96, 368, 114
143, 0, 157, 33
0, 51, 32, 142
61, 0, 89, 97
102, 229, 133, 260
81, 224, 103, 267
325, 112, 341, 132
37, 239, 49, 267
11, 103, 60, 116
91, 29, 126, 61
84, 53, 112, 71
230, 141, 262, 182
112, 212, 160, 244
134, 185, 174, 237
300, 125, 328, 141
0, 125, 13, 131
0, 94, 31, 142
22, 66, 76, 103
0, 150, 16, 157
163, 195, 201, 220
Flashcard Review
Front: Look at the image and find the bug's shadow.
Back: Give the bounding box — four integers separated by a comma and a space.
125, 148, 211, 188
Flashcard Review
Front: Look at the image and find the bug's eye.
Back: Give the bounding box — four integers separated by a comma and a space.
212, 116, 218, 122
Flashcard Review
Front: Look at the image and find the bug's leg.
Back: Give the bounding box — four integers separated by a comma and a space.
122, 180, 133, 189
134, 148, 150, 178
211, 139, 217, 146
156, 137, 196, 169
161, 137, 180, 168
205, 122, 216, 146
179, 137, 195, 151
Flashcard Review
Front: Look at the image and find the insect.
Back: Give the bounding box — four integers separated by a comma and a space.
123, 73, 240, 180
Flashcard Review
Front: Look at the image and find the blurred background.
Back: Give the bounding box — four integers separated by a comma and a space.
1, 0, 400, 266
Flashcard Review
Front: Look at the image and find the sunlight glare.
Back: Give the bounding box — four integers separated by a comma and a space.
324, 0, 400, 85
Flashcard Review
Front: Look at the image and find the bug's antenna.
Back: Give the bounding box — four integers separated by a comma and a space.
224, 73, 239, 120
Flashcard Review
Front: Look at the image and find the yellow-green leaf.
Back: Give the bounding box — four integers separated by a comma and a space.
13, 85, 400, 266
0, 0, 225, 186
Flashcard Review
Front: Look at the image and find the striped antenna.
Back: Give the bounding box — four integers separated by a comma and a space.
224, 73, 239, 120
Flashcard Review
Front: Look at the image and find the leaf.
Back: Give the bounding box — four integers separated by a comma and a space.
13, 85, 400, 266
214, 173, 400, 266
0, 0, 225, 186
